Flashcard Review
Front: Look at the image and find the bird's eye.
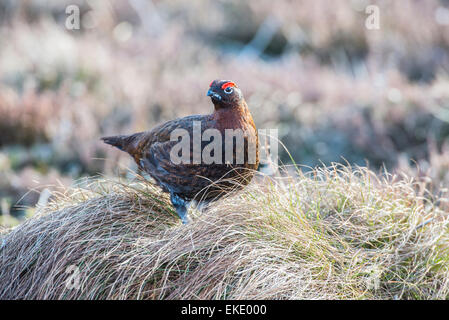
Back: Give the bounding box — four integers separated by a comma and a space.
224, 87, 233, 94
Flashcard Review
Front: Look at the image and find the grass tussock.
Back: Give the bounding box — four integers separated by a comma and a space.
1, 165, 449, 300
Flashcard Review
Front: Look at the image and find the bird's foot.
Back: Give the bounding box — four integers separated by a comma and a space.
170, 193, 190, 224
180, 214, 190, 224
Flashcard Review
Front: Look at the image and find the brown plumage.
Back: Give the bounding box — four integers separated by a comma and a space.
102, 80, 259, 223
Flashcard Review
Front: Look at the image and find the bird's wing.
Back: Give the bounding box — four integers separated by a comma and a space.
116, 114, 210, 162
137, 115, 221, 196
141, 141, 235, 198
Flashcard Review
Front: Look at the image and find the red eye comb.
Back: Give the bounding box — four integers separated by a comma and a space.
221, 82, 236, 90
209, 81, 214, 87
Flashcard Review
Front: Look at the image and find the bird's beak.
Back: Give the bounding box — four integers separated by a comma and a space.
207, 89, 222, 101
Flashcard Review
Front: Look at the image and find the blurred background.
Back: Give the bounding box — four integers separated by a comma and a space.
1, 0, 449, 226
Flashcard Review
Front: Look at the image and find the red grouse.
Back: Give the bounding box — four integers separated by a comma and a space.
102, 80, 259, 223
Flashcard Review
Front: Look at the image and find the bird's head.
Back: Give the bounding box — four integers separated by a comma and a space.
207, 80, 243, 109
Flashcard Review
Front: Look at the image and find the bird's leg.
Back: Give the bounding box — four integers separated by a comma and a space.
170, 193, 190, 224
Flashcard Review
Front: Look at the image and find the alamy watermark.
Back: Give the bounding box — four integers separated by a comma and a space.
169, 122, 278, 167
65, 5, 80, 30
65, 265, 81, 290
365, 5, 380, 30
365, 266, 381, 290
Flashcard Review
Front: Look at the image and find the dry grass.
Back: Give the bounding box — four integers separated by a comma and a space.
1, 165, 449, 300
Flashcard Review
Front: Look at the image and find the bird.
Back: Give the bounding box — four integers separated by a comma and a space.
102, 80, 259, 223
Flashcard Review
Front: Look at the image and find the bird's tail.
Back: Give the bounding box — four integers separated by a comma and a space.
101, 132, 144, 155
101, 135, 128, 151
